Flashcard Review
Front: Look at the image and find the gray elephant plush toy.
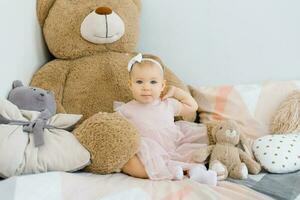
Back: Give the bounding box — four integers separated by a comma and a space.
0, 80, 56, 147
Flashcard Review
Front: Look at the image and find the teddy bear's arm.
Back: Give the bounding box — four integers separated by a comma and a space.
192, 145, 215, 163
238, 149, 261, 174
31, 60, 70, 113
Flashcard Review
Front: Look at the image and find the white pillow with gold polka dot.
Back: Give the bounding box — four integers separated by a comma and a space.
253, 133, 300, 173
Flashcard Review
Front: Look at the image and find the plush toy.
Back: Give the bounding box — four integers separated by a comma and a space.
271, 91, 300, 134
30, 0, 192, 174
0, 80, 90, 178
204, 120, 255, 159
4, 80, 56, 147
192, 120, 261, 180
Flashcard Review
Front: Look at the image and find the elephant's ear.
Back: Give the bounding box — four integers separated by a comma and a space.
36, 0, 56, 26
132, 0, 141, 12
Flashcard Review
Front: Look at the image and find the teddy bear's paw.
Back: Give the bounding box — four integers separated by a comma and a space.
217, 173, 227, 181
211, 160, 226, 174
229, 163, 248, 179
248, 162, 262, 175
255, 163, 262, 174
210, 160, 227, 180
240, 163, 248, 179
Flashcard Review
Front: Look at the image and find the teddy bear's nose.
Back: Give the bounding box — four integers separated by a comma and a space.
40, 93, 45, 97
95, 7, 112, 15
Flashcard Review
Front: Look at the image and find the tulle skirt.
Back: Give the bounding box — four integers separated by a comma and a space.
137, 121, 209, 180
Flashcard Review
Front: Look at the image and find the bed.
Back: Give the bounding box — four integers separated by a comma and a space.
2, 80, 300, 200
0, 171, 274, 200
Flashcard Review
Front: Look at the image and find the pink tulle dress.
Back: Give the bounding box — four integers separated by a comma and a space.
115, 98, 208, 180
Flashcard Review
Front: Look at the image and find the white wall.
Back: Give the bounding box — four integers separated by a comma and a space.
1, 0, 299, 99
0, 0, 50, 98
138, 0, 300, 86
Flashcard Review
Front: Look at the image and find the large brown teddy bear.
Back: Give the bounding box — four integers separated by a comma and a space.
31, 0, 192, 174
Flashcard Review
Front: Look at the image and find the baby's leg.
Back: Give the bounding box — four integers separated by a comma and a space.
122, 155, 148, 179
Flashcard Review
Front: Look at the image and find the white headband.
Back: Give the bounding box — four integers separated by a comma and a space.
127, 53, 164, 73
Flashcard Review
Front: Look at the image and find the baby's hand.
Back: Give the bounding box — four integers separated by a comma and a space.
161, 86, 177, 100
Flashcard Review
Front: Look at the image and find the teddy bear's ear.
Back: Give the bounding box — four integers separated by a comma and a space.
132, 0, 141, 11
36, 0, 56, 26
12, 80, 23, 89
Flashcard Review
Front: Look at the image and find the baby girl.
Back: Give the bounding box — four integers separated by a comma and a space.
116, 53, 217, 185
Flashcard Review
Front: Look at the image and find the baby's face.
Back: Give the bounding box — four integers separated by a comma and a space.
129, 62, 166, 104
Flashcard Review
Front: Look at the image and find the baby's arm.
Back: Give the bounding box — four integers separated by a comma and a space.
162, 86, 198, 118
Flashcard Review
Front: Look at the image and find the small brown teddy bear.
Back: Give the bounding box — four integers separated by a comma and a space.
193, 120, 261, 180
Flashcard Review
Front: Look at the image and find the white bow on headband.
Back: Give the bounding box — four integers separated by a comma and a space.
127, 53, 164, 72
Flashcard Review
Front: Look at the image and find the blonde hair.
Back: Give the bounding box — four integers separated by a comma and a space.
129, 54, 165, 77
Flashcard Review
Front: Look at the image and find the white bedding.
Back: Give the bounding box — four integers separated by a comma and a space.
0, 172, 273, 200
0, 99, 90, 178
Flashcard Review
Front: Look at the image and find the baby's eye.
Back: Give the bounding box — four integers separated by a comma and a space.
150, 80, 158, 84
136, 80, 143, 84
